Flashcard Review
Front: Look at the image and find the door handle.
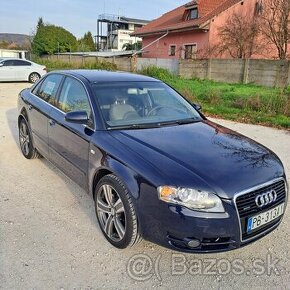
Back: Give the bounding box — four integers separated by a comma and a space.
49, 119, 56, 126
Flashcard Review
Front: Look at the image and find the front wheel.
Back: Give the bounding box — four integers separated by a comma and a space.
94, 174, 141, 249
18, 118, 40, 159
29, 72, 40, 83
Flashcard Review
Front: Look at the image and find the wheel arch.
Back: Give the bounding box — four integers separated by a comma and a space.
91, 159, 140, 201
18, 109, 36, 149
18, 108, 29, 127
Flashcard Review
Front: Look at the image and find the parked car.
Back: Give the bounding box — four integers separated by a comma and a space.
0, 58, 47, 83
17, 70, 288, 252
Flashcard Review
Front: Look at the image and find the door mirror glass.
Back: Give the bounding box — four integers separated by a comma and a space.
65, 111, 89, 124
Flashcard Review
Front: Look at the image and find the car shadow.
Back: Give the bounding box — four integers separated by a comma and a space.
0, 81, 31, 84
5, 108, 153, 254
5, 108, 101, 233
6, 108, 19, 144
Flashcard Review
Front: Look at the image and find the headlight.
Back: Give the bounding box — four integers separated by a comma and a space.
158, 186, 225, 213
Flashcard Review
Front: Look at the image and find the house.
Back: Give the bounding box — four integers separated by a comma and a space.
132, 0, 281, 59
0, 49, 27, 59
96, 14, 150, 51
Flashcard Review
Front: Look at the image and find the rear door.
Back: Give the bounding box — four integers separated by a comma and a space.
28, 74, 64, 157
0, 59, 17, 81
13, 59, 32, 81
48, 76, 94, 189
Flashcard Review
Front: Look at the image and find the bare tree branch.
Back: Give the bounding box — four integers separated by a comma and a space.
260, 0, 290, 59
216, 13, 263, 59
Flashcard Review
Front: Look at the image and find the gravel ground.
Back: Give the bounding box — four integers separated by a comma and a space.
0, 82, 289, 290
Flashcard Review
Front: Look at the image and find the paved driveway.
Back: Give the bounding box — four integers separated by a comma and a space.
0, 82, 289, 289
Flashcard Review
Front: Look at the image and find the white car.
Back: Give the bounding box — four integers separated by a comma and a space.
0, 58, 47, 83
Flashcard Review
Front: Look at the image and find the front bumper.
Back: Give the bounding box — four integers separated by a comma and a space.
136, 178, 287, 253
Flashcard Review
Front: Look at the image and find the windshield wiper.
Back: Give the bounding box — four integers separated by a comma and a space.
107, 118, 200, 130
157, 118, 200, 127
107, 123, 160, 130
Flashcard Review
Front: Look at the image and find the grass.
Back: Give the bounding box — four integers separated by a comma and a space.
37, 60, 290, 129
35, 58, 117, 71
140, 66, 290, 129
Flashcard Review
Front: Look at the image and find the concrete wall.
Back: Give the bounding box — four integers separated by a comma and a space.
41, 54, 290, 88
179, 59, 290, 87
137, 58, 179, 74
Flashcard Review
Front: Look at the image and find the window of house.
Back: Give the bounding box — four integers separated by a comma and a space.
184, 44, 197, 59
188, 8, 198, 20
255, 1, 263, 15
169, 45, 176, 56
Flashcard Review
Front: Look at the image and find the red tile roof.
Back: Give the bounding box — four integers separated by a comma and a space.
133, 0, 242, 36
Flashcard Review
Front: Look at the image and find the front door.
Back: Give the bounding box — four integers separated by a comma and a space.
48, 76, 94, 190
0, 59, 16, 81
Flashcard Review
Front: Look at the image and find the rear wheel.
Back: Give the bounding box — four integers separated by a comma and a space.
18, 118, 40, 159
29, 72, 40, 83
94, 174, 141, 249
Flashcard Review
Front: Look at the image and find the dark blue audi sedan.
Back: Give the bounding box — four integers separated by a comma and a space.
17, 70, 288, 252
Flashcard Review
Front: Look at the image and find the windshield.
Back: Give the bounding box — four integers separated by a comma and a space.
92, 81, 202, 129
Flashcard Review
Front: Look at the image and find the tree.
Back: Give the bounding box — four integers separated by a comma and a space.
37, 17, 44, 30
78, 31, 95, 52
32, 22, 78, 55
122, 41, 142, 51
259, 0, 290, 59
217, 13, 262, 58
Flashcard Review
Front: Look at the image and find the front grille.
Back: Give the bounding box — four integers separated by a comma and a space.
236, 179, 286, 241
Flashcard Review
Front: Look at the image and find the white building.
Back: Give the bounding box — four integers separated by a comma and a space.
0, 49, 27, 59
112, 29, 143, 51
96, 14, 150, 51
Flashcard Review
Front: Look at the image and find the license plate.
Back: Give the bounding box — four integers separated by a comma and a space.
247, 203, 284, 233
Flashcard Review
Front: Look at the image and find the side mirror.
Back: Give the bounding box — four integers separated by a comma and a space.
65, 111, 89, 124
192, 103, 202, 111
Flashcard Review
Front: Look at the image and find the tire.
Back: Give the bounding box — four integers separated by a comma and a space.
18, 118, 40, 159
94, 174, 141, 249
29, 72, 40, 83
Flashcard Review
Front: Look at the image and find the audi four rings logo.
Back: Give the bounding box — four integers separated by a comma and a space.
255, 190, 277, 208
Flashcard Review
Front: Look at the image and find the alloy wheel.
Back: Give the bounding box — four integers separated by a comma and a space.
96, 184, 126, 242
30, 73, 40, 83
19, 121, 30, 156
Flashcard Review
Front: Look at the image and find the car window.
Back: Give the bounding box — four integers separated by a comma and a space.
2, 60, 15, 66
36, 74, 63, 105
57, 77, 91, 115
14, 60, 32, 66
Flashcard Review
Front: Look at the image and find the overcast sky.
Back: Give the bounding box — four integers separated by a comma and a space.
0, 0, 187, 38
